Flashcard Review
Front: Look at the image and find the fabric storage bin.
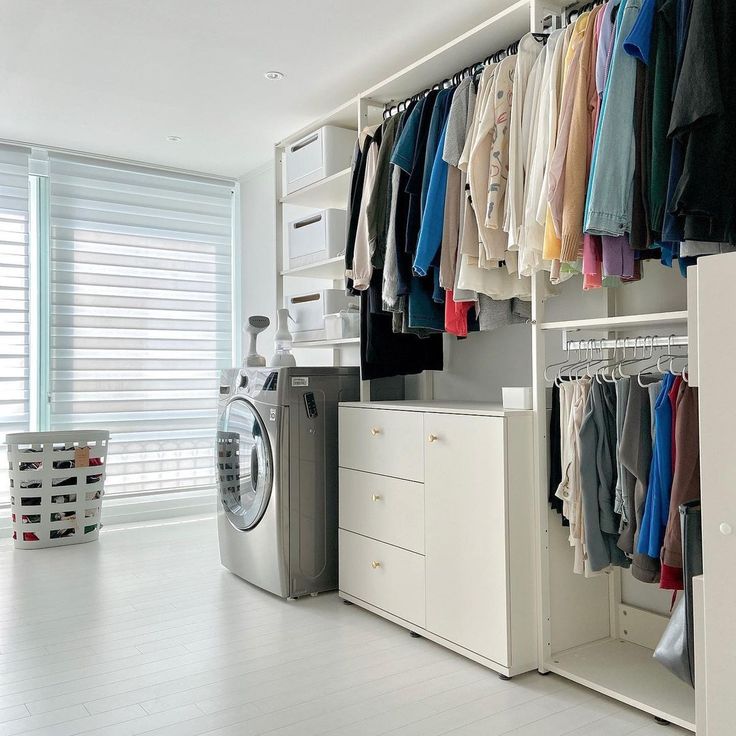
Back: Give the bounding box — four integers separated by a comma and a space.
287, 209, 347, 270
288, 290, 358, 342
324, 310, 359, 340
6, 430, 109, 549
284, 126, 356, 195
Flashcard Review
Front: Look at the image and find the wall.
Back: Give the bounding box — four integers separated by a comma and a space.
239, 161, 277, 363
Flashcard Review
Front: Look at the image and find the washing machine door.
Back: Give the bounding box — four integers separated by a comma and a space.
217, 397, 274, 531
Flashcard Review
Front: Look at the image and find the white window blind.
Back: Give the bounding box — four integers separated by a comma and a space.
0, 146, 30, 504
48, 155, 233, 496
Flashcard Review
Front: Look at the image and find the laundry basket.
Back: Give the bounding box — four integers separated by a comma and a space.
6, 431, 109, 549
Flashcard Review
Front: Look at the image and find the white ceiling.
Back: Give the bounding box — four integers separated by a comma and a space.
0, 0, 511, 179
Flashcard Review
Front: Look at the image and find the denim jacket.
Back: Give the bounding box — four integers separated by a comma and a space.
584, 0, 643, 237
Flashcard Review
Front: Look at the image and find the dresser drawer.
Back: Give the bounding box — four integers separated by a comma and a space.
339, 530, 425, 627
339, 407, 423, 481
339, 468, 424, 553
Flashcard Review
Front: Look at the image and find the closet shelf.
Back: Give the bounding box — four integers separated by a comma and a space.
292, 337, 359, 348
547, 639, 696, 731
362, 0, 529, 103
280, 256, 345, 280
280, 168, 351, 209
540, 311, 688, 332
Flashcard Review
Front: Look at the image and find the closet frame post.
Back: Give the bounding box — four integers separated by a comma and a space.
531, 270, 552, 671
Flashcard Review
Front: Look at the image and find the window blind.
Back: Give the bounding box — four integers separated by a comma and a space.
48, 155, 233, 496
0, 146, 30, 504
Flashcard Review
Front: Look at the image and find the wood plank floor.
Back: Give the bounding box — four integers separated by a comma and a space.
0, 516, 689, 735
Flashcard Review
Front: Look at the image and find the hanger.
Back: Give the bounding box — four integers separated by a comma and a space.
544, 344, 575, 382
636, 336, 668, 387
616, 337, 652, 379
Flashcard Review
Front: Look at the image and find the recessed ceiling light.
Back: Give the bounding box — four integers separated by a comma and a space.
264, 70, 285, 81
166, 135, 182, 143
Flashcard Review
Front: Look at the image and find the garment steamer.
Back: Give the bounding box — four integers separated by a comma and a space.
244, 315, 270, 367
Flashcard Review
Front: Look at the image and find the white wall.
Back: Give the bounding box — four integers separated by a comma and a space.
239, 162, 277, 363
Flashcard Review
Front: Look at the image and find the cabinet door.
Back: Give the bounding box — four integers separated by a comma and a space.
697, 253, 736, 735
424, 412, 510, 666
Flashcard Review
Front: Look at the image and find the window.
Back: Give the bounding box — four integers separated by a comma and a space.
0, 146, 30, 503
0, 148, 235, 504
47, 155, 234, 496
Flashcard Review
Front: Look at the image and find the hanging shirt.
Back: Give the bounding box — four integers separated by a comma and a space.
637, 372, 675, 559
543, 23, 575, 281
349, 125, 381, 290
469, 58, 511, 262
618, 376, 662, 583
505, 34, 544, 250
579, 380, 631, 572
660, 383, 700, 590
413, 121, 450, 276
585, 0, 643, 237
669, 0, 736, 244
439, 77, 474, 289
519, 37, 558, 275
560, 6, 604, 263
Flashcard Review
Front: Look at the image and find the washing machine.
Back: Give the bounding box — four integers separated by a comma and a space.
216, 366, 359, 598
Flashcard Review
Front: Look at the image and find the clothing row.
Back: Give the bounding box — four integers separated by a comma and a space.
530, 0, 736, 287
549, 371, 699, 590
344, 43, 545, 378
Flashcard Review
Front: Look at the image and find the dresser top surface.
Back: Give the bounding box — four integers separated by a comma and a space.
338, 400, 532, 417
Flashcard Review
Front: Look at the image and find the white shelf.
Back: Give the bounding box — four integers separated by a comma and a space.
540, 311, 688, 332
292, 337, 359, 349
280, 168, 351, 209
281, 256, 345, 280
278, 98, 359, 147
362, 0, 530, 104
548, 639, 696, 731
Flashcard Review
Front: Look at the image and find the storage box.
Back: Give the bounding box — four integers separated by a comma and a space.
287, 209, 346, 271
284, 126, 356, 195
288, 290, 359, 342
324, 310, 360, 340
502, 387, 533, 410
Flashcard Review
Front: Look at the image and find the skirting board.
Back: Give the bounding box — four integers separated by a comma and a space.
338, 591, 537, 678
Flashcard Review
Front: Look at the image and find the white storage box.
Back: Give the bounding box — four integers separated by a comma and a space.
324, 310, 360, 340
284, 125, 356, 195
6, 430, 109, 549
289, 290, 359, 342
287, 209, 346, 270
502, 387, 533, 410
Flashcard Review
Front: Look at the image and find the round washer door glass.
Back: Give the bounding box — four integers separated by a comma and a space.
217, 398, 273, 531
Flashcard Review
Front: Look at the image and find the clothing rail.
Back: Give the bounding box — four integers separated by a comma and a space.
563, 335, 689, 351
382, 32, 549, 119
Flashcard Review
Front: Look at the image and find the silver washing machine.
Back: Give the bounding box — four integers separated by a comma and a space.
216, 366, 359, 598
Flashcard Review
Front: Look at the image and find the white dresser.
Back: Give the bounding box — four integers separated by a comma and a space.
338, 400, 537, 677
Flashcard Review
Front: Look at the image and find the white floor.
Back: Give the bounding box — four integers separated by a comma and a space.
0, 516, 689, 736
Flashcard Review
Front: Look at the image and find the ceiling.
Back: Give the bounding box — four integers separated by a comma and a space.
0, 0, 513, 179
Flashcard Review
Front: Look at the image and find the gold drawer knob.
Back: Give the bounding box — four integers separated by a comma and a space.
427, 433, 438, 443
371, 561, 381, 569
370, 427, 381, 436
371, 494, 382, 502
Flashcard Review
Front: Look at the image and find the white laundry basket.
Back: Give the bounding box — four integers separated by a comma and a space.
6, 431, 109, 549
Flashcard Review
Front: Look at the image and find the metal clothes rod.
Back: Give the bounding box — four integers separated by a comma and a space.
382, 33, 549, 119
563, 335, 688, 351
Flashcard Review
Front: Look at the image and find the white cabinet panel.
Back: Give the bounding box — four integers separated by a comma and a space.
339, 407, 423, 480
696, 252, 736, 736
338, 529, 425, 627
423, 412, 510, 666
339, 468, 424, 553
